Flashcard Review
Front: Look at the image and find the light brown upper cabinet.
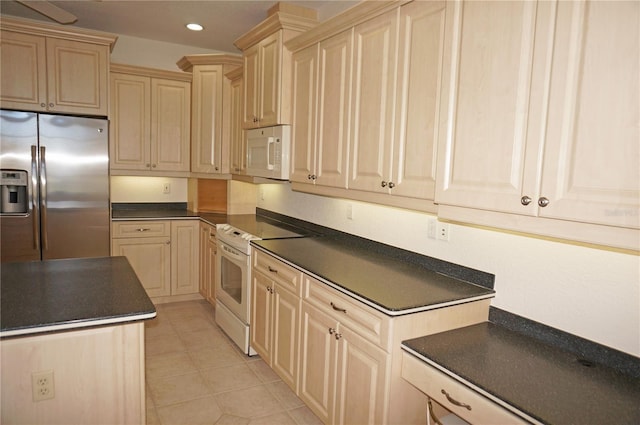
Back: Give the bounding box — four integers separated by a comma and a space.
234, 2, 318, 129
109, 65, 191, 176
0, 17, 116, 116
435, 0, 639, 250
177, 54, 243, 176
227, 67, 246, 175
290, 29, 352, 189
288, 1, 446, 212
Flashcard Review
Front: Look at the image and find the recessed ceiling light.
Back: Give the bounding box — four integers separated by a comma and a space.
186, 23, 203, 31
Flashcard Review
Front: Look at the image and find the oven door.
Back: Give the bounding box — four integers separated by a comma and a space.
215, 239, 250, 324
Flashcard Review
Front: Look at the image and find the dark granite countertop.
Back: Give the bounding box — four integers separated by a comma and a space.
1, 257, 156, 337
251, 237, 495, 316
402, 322, 640, 425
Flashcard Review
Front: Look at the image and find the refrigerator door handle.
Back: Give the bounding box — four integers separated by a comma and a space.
39, 146, 48, 251
31, 145, 40, 250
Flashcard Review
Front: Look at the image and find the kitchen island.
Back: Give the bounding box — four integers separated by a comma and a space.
1, 256, 156, 424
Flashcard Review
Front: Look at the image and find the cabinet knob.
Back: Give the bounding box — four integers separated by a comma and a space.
146, 163, 151, 168
521, 196, 532, 206
48, 103, 54, 108
40, 103, 46, 108
328, 327, 335, 335
388, 182, 395, 189
381, 181, 387, 188
538, 197, 550, 207
334, 332, 342, 340
308, 174, 316, 180
152, 164, 157, 168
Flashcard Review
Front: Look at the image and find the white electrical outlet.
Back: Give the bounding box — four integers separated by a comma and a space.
437, 222, 451, 241
32, 370, 55, 401
347, 204, 353, 220
427, 218, 437, 239
162, 183, 171, 194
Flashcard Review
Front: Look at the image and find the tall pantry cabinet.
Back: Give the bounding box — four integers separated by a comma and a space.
435, 0, 639, 250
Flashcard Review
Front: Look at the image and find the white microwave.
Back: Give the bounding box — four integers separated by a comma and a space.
245, 125, 291, 180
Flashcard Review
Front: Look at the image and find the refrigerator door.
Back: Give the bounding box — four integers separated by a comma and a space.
39, 114, 110, 260
0, 110, 41, 262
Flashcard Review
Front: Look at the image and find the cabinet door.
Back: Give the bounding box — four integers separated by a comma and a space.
316, 29, 353, 189
259, 31, 283, 127
206, 235, 217, 304
229, 74, 245, 173
349, 9, 398, 193
243, 44, 260, 128
110, 73, 151, 171
0, 31, 47, 112
151, 78, 191, 172
299, 302, 338, 424
171, 220, 199, 295
435, 1, 545, 214
111, 237, 171, 298
46, 38, 108, 116
272, 285, 300, 391
290, 44, 318, 184
334, 325, 389, 425
390, 1, 445, 199
191, 65, 224, 173
251, 271, 273, 361
538, 0, 639, 229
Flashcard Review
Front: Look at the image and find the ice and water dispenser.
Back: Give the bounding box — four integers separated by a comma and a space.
0, 170, 28, 214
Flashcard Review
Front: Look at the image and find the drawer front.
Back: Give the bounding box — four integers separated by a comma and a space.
112, 221, 170, 238
401, 352, 532, 425
303, 276, 390, 350
252, 249, 303, 296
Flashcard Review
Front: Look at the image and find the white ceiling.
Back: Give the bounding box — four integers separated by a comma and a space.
0, 0, 358, 53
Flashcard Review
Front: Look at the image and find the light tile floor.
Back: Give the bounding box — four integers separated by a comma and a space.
145, 299, 323, 425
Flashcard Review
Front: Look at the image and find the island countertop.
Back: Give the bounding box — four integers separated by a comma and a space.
1, 256, 156, 338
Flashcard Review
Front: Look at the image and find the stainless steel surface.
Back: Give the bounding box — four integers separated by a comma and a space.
0, 110, 110, 263
538, 197, 550, 207
521, 196, 532, 206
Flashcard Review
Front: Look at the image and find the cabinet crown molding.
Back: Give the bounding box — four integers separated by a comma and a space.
176, 54, 243, 72
0, 15, 118, 51
110, 63, 192, 82
234, 11, 318, 51
285, 0, 411, 52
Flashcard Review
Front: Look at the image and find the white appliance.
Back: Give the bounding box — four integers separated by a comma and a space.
245, 125, 291, 180
214, 217, 307, 355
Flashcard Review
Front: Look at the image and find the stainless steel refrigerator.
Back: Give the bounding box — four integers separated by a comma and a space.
0, 110, 110, 263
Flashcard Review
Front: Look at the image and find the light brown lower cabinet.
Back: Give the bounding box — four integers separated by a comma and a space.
112, 220, 199, 301
250, 248, 491, 425
199, 221, 217, 305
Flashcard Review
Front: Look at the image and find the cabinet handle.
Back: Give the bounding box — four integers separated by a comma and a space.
267, 286, 273, 294
381, 181, 387, 188
136, 228, 151, 232
268, 266, 278, 274
388, 182, 395, 189
328, 327, 335, 335
441, 389, 472, 411
330, 302, 347, 314
334, 332, 342, 340
521, 196, 532, 206
538, 197, 550, 207
307, 174, 317, 180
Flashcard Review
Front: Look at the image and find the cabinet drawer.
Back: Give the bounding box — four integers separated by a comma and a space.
252, 249, 303, 296
112, 221, 170, 238
303, 276, 390, 350
401, 352, 531, 425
